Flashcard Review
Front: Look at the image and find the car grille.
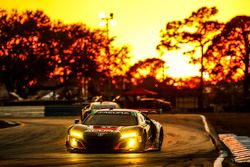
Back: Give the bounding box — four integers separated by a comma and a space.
84, 132, 120, 150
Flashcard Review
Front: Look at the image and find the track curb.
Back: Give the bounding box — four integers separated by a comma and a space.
200, 115, 235, 167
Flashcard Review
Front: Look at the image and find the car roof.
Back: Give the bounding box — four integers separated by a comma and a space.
91, 101, 119, 105
140, 98, 171, 103
95, 108, 141, 114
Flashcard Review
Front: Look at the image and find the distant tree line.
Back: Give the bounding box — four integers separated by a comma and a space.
0, 9, 112, 98
158, 6, 250, 109
0, 9, 168, 100
1, 7, 249, 110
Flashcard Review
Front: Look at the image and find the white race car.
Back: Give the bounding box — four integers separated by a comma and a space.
66, 109, 164, 153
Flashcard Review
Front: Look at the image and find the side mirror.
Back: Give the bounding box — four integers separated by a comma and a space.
74, 119, 80, 124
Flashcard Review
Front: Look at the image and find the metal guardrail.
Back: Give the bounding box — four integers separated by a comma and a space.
0, 106, 45, 117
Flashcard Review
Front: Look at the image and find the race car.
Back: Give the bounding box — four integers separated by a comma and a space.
80, 101, 120, 121
66, 108, 164, 153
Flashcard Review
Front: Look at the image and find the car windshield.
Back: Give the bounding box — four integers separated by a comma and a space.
83, 111, 138, 126
92, 104, 117, 109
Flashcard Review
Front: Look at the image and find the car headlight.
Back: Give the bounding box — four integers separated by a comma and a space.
68, 130, 84, 148
69, 136, 85, 148
70, 130, 82, 139
121, 132, 137, 139
128, 138, 136, 148
120, 132, 140, 149
70, 137, 79, 147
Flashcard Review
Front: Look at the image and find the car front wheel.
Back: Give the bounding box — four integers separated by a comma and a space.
157, 128, 164, 151
137, 131, 146, 152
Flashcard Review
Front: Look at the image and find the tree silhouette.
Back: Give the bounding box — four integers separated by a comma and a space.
45, 22, 108, 99
157, 6, 224, 110
0, 8, 131, 99
206, 16, 250, 101
106, 45, 131, 93
0, 9, 53, 97
94, 41, 131, 96
125, 58, 165, 86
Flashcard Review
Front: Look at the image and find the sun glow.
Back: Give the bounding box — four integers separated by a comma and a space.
163, 52, 200, 78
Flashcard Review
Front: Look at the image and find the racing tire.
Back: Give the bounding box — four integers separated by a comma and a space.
138, 131, 146, 152
65, 141, 74, 153
66, 142, 82, 153
157, 128, 164, 151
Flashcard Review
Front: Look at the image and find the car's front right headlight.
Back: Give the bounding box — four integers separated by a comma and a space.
120, 131, 140, 149
120, 132, 137, 139
68, 130, 85, 148
70, 130, 83, 139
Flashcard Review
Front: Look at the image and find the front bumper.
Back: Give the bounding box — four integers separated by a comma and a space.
66, 132, 142, 152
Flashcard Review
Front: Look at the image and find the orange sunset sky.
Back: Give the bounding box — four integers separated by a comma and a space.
1, 0, 250, 78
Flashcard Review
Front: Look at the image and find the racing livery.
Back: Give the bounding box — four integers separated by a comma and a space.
66, 109, 164, 152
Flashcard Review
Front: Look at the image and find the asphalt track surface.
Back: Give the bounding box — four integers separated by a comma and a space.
0, 114, 219, 167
